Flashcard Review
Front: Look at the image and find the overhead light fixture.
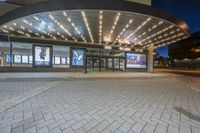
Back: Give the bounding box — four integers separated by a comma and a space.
107, 12, 121, 44
81, 11, 94, 43
63, 11, 86, 42
99, 10, 103, 44
49, 13, 71, 41
113, 18, 133, 45
123, 17, 151, 45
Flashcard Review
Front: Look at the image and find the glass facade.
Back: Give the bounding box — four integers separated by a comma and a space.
53, 45, 70, 68
0, 41, 70, 68
0, 41, 148, 72
12, 42, 32, 67
0, 41, 10, 67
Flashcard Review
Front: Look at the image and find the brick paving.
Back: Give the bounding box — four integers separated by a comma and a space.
0, 81, 51, 102
0, 77, 200, 133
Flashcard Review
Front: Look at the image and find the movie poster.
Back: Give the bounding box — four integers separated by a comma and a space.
71, 48, 84, 67
22, 55, 28, 64
61, 57, 66, 65
34, 46, 51, 67
54, 57, 60, 64
14, 55, 21, 63
5, 54, 12, 63
126, 53, 147, 68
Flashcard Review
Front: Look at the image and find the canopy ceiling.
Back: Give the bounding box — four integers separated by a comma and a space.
0, 0, 190, 50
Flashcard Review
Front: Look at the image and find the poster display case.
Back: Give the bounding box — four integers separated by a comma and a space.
126, 52, 147, 69
33, 45, 53, 68
22, 55, 29, 64
70, 48, 85, 68
14, 54, 21, 64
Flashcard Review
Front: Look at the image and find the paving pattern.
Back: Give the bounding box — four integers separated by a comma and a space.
0, 77, 200, 133
0, 81, 51, 102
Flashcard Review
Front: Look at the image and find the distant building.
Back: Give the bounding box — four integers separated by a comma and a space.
169, 31, 200, 69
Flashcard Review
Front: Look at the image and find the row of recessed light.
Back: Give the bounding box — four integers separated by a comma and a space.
143, 29, 178, 45
113, 19, 133, 45
122, 17, 151, 45
2, 25, 31, 38
1, 25, 9, 33
144, 33, 187, 49
153, 36, 188, 49
20, 19, 41, 37
2, 29, 9, 33
141, 25, 175, 44
31, 17, 58, 39
17, 30, 31, 37
131, 20, 163, 45
105, 12, 121, 43
46, 24, 66, 40
81, 11, 94, 43
99, 11, 103, 44
135, 20, 163, 43
145, 31, 185, 46
48, 14, 71, 41
63, 11, 86, 42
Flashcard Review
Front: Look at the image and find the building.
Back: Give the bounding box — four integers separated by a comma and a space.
0, 0, 190, 72
169, 32, 200, 70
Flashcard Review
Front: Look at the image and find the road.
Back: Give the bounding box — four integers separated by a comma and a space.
154, 68, 200, 91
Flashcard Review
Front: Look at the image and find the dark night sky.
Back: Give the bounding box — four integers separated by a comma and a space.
152, 0, 200, 57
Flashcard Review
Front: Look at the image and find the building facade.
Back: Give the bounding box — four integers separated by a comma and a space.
0, 0, 190, 73
169, 32, 200, 70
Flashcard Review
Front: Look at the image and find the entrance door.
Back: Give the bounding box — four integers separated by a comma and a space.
93, 57, 100, 72
86, 56, 125, 72
86, 57, 100, 72
86, 57, 93, 72
100, 57, 107, 71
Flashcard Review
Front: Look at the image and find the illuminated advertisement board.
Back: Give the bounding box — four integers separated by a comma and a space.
22, 55, 29, 64
5, 54, 12, 63
71, 48, 85, 68
33, 45, 52, 67
29, 56, 32, 64
67, 57, 70, 65
126, 52, 147, 69
61, 57, 66, 65
54, 57, 60, 64
14, 55, 21, 63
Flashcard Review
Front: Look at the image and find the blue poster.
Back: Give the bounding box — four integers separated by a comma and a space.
5, 54, 12, 63
34, 46, 51, 66
72, 49, 84, 66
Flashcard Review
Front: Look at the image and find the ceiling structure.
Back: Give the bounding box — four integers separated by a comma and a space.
0, 0, 190, 50
0, 0, 47, 6
0, 0, 47, 19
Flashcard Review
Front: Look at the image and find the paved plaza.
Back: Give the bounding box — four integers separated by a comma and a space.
0, 73, 200, 133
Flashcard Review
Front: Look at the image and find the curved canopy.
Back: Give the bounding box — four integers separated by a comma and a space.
0, 0, 190, 49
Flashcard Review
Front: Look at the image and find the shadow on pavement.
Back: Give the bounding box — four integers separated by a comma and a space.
169, 72, 200, 77
174, 107, 200, 122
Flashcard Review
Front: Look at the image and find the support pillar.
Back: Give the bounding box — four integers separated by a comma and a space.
147, 45, 154, 73
10, 42, 13, 68
99, 57, 101, 72
0, 52, 4, 66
